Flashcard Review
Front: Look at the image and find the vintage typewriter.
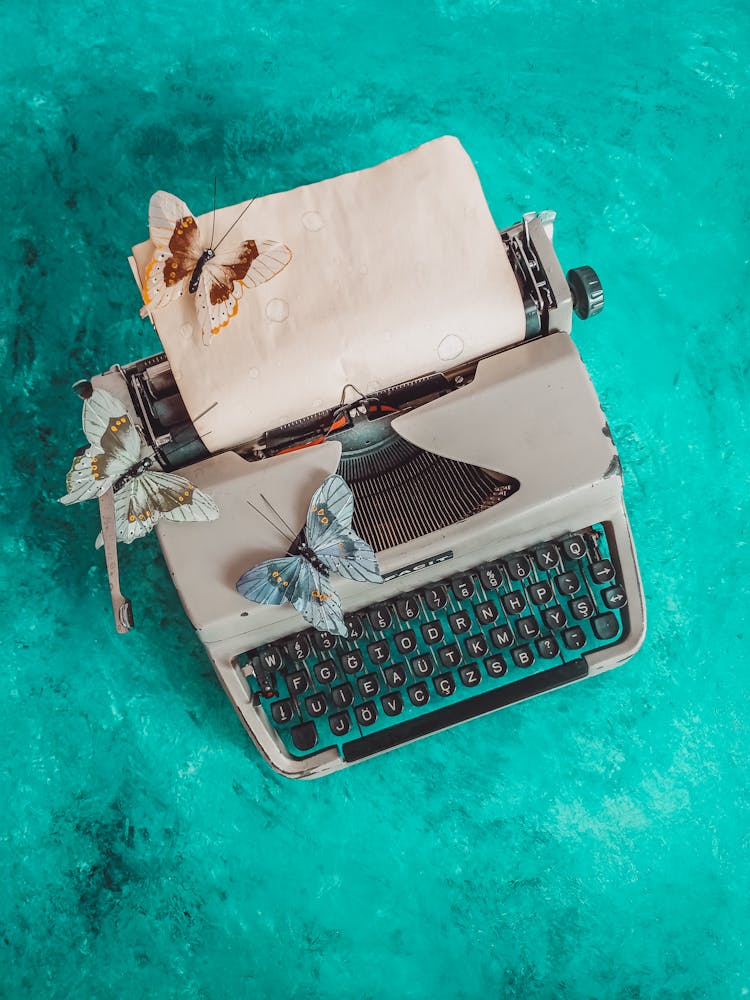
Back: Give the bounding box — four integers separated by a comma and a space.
86, 136, 645, 778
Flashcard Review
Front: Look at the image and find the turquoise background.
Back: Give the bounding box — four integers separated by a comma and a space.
2, 1, 748, 997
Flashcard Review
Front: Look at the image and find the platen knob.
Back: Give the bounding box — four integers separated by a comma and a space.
567, 266, 604, 320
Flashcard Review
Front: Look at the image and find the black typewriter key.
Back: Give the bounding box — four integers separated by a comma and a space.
506, 555, 532, 581
396, 595, 420, 621
421, 621, 444, 645
438, 644, 462, 668
259, 647, 284, 671
448, 611, 472, 634
411, 654, 435, 678
451, 576, 475, 601
459, 664, 482, 687
563, 535, 587, 560
305, 693, 328, 718
358, 674, 380, 698
592, 613, 619, 640
291, 721, 318, 752
394, 630, 418, 655
511, 646, 534, 668
535, 543, 560, 570
536, 635, 560, 659
286, 634, 310, 661
253, 662, 278, 699
502, 591, 527, 615
489, 624, 514, 649
603, 585, 628, 609
286, 670, 310, 695
569, 596, 595, 620
555, 572, 581, 596
315, 660, 337, 684
590, 559, 615, 584
563, 626, 586, 650
367, 640, 391, 665
515, 616, 540, 640
332, 682, 354, 708
408, 682, 430, 707
528, 581, 554, 606
345, 615, 365, 640
315, 631, 337, 651
381, 692, 404, 717
485, 655, 508, 678
543, 605, 567, 630
329, 711, 351, 737
479, 564, 504, 590
355, 702, 378, 727
474, 600, 499, 625
341, 650, 364, 674
384, 664, 408, 687
271, 699, 295, 724
463, 634, 488, 658
425, 585, 449, 611
368, 605, 392, 631
433, 672, 456, 697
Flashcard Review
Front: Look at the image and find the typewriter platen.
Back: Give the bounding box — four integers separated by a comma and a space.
89, 137, 645, 778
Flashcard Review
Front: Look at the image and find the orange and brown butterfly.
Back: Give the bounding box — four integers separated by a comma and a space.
139, 191, 292, 339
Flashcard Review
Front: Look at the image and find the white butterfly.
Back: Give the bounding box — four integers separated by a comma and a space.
139, 190, 292, 339
60, 387, 219, 544
236, 475, 382, 636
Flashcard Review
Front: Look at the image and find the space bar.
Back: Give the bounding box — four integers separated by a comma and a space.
342, 659, 588, 763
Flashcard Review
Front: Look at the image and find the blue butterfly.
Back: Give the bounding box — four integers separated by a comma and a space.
236, 474, 382, 636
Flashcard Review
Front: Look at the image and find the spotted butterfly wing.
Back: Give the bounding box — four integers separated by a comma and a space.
102, 469, 219, 546
305, 475, 382, 584
141, 191, 203, 313
60, 388, 142, 505
236, 557, 346, 636
140, 190, 292, 339
194, 239, 292, 338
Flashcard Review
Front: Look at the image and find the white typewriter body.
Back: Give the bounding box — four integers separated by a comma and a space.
90, 137, 645, 778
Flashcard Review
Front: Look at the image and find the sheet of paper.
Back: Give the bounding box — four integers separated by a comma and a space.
131, 135, 527, 452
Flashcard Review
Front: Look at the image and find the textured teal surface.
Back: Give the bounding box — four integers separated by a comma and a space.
2, 2, 749, 998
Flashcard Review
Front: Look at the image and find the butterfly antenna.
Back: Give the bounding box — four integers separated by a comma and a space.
193, 400, 218, 422
209, 176, 217, 248
213, 196, 256, 252
246, 499, 295, 543
259, 493, 298, 537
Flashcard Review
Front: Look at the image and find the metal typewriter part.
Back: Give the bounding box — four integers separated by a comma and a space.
86, 141, 643, 777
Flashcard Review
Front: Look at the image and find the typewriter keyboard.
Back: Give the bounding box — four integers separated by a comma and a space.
238, 523, 628, 762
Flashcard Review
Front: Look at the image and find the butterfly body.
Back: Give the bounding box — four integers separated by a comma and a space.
236, 475, 382, 636
112, 455, 154, 492
60, 388, 219, 544
188, 247, 216, 293
141, 191, 292, 339
286, 529, 330, 577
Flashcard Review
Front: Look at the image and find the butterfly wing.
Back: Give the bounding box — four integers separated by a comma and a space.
195, 239, 292, 338
236, 556, 305, 607
305, 475, 382, 584
236, 556, 346, 636
96, 471, 219, 545
60, 389, 141, 505
287, 560, 346, 635
141, 191, 202, 313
